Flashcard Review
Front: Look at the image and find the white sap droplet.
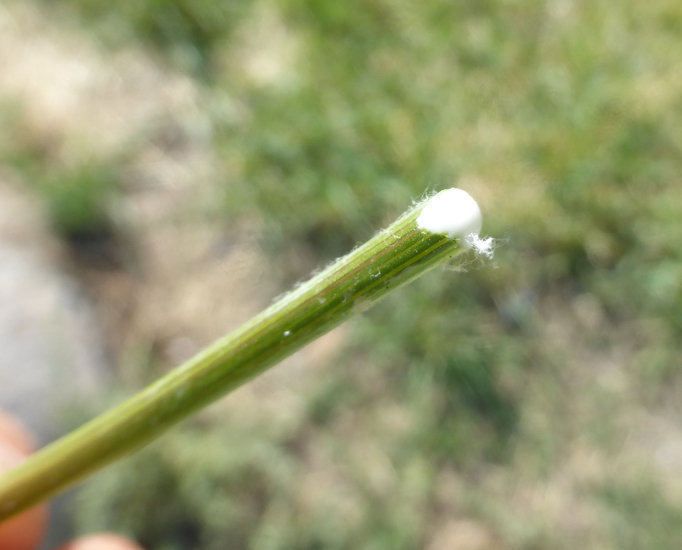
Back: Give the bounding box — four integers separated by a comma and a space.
417, 188, 482, 240
283, 330, 291, 337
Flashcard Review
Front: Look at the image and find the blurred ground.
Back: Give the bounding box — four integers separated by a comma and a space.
1, 0, 682, 548
0, 178, 107, 441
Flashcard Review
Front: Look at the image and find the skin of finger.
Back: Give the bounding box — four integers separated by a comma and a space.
0, 414, 48, 550
57, 533, 145, 550
0, 411, 36, 456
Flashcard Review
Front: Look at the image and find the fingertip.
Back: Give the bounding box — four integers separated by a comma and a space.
0, 412, 48, 550
0, 410, 36, 455
58, 533, 145, 550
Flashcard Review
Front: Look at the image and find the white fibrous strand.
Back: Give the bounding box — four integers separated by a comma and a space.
465, 233, 496, 259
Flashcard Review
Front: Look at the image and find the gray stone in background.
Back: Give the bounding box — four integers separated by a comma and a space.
0, 179, 109, 439
0, 246, 109, 441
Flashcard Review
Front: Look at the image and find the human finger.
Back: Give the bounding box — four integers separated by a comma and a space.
57, 533, 145, 550
0, 411, 48, 550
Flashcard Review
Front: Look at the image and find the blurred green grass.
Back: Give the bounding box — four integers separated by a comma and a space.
4, 0, 682, 548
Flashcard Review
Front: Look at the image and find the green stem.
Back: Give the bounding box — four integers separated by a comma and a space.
0, 188, 481, 521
